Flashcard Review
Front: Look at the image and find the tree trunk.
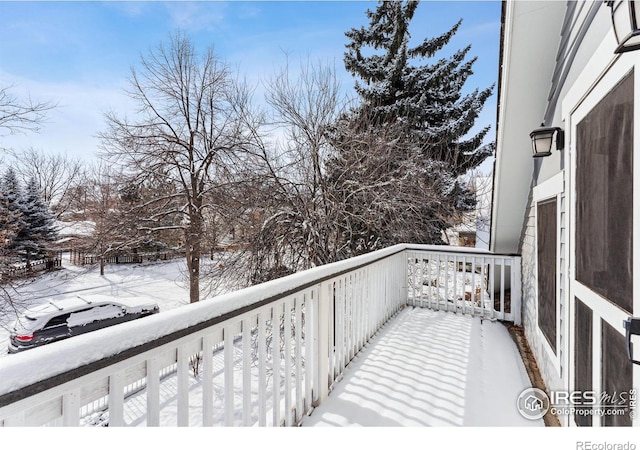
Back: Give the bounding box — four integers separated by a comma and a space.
185, 214, 203, 303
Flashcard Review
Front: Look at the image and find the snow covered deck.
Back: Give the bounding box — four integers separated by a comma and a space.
302, 307, 541, 427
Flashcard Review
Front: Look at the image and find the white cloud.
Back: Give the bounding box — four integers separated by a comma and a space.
102, 1, 152, 19
164, 2, 228, 32
0, 71, 135, 161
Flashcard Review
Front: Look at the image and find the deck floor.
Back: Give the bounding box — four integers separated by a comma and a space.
302, 307, 544, 427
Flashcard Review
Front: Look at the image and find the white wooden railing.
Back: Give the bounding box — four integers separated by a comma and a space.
406, 246, 521, 324
0, 244, 520, 427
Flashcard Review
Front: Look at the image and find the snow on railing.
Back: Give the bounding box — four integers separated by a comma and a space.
0, 244, 519, 427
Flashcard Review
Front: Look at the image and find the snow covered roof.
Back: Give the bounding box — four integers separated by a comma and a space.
54, 220, 95, 238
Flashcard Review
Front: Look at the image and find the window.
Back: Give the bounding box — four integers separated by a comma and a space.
43, 313, 71, 329
576, 71, 633, 314
537, 198, 557, 352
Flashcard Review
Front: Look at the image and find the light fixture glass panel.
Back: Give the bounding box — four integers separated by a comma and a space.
612, 0, 631, 42
531, 133, 553, 157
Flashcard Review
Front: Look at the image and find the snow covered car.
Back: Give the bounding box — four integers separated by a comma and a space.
8, 295, 159, 354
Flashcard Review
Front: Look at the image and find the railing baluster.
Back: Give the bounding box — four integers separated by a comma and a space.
500, 257, 506, 321
356, 270, 365, 351
258, 310, 267, 427
349, 274, 356, 359
224, 326, 234, 426
304, 291, 314, 413
417, 255, 423, 307
351, 272, 358, 356
445, 254, 451, 311
336, 278, 344, 375
328, 281, 335, 384
409, 255, 415, 307
482, 257, 491, 319
284, 297, 293, 426
147, 356, 161, 427
489, 257, 497, 319
295, 296, 303, 423
461, 255, 467, 315
369, 267, 375, 335
345, 276, 351, 362
451, 255, 456, 312
202, 335, 213, 427
436, 253, 442, 311
177, 344, 189, 427
242, 317, 252, 426
474, 257, 482, 318
316, 282, 329, 406
272, 304, 282, 427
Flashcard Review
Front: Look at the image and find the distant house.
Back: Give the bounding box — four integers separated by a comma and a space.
445, 174, 492, 249
492, 1, 638, 427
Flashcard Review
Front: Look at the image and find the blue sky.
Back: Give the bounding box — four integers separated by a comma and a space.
0, 1, 502, 167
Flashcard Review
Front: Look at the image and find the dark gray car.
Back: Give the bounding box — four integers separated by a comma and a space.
8, 295, 159, 353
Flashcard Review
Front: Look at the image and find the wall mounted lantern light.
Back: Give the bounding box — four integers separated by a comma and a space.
607, 0, 640, 53
623, 317, 640, 365
529, 125, 564, 158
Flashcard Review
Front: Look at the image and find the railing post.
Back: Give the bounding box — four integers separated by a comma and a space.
511, 256, 522, 326
314, 281, 329, 406
62, 390, 80, 426
108, 371, 125, 427
401, 251, 408, 307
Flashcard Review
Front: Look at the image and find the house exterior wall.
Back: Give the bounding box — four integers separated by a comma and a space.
513, 1, 640, 427
518, 3, 610, 427
521, 171, 567, 424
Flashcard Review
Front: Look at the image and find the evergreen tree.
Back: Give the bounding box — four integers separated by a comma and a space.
343, 0, 493, 171
0, 191, 19, 263
18, 177, 58, 261
329, 0, 493, 250
1, 168, 26, 254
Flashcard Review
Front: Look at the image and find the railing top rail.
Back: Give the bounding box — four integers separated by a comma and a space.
404, 244, 520, 258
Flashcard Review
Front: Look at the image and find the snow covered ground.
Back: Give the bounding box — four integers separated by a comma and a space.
0, 253, 198, 356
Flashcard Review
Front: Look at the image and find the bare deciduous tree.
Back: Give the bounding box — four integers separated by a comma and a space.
0, 86, 55, 138
10, 147, 84, 218
100, 33, 259, 303
79, 162, 139, 276
246, 59, 347, 281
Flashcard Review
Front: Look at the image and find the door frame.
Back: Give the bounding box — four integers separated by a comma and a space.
563, 41, 640, 427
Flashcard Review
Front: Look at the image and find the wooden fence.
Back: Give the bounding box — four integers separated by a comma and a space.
69, 250, 185, 266
2, 252, 63, 280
